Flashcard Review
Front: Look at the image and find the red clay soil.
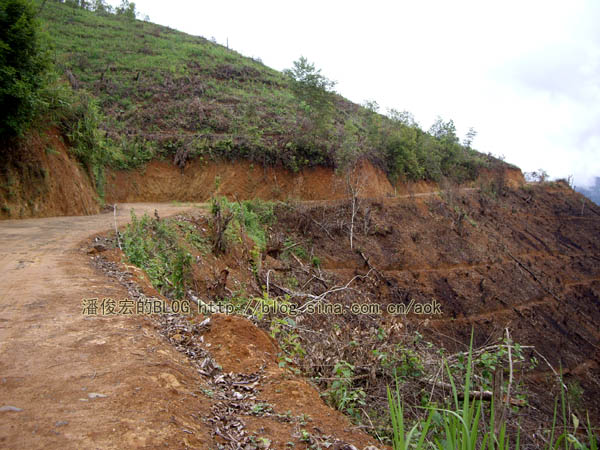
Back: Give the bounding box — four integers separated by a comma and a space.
203, 315, 379, 449
99, 245, 382, 448
0, 203, 380, 449
105, 158, 394, 203
0, 129, 99, 220
271, 181, 600, 437
104, 156, 524, 204
1, 126, 524, 221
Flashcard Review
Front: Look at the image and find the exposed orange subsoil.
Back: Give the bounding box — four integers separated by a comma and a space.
99, 246, 382, 448
476, 166, 524, 189
105, 158, 394, 203
266, 182, 600, 439
2, 126, 524, 221
0, 203, 381, 449
201, 314, 380, 449
105, 157, 523, 204
0, 129, 99, 220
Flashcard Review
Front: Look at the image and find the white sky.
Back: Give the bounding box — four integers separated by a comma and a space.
110, 0, 599, 186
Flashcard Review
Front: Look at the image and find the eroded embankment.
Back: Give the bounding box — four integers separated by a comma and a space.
105, 158, 524, 204
104, 158, 395, 203
1, 124, 525, 219
0, 130, 99, 220
268, 182, 600, 438
92, 179, 598, 448
91, 249, 381, 449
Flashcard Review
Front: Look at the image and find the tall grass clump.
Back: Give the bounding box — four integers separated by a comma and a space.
387, 333, 598, 449
211, 197, 276, 251
121, 211, 192, 299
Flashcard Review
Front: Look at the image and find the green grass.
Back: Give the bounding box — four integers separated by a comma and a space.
387, 333, 599, 450
211, 197, 276, 251
36, 0, 512, 184
121, 211, 193, 299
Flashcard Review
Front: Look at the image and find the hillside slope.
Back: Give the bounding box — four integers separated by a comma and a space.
2, 2, 598, 448
39, 0, 510, 186
83, 181, 600, 447
0, 1, 522, 220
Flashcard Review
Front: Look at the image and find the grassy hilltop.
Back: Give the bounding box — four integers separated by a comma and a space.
38, 0, 508, 189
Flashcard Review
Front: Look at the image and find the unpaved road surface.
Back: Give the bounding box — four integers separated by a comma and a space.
0, 204, 216, 449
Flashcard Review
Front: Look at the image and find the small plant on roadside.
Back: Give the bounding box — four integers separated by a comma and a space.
326, 360, 366, 420
386, 333, 599, 450
251, 402, 273, 416
121, 211, 192, 299
270, 316, 306, 361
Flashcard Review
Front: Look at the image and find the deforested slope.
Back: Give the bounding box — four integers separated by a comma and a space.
39, 0, 509, 186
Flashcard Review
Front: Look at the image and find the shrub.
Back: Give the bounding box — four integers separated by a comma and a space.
121, 212, 192, 299
210, 197, 276, 252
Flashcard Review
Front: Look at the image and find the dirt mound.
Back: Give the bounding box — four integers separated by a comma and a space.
0, 129, 99, 220
97, 244, 381, 448
202, 314, 279, 373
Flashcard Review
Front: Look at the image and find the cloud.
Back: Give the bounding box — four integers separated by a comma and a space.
509, 47, 598, 101
494, 36, 600, 187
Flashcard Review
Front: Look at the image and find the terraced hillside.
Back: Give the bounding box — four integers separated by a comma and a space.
282, 181, 600, 433
83, 180, 599, 447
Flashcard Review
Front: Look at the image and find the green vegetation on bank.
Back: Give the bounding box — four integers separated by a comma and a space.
121, 211, 196, 299
387, 337, 598, 450
115, 202, 599, 448
217, 197, 276, 251
20, 0, 511, 188
0, 0, 154, 199
120, 198, 275, 299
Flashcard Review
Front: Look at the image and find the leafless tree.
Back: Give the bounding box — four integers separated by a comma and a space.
345, 163, 366, 250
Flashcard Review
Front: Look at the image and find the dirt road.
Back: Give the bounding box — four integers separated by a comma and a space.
0, 203, 216, 449
0, 203, 381, 450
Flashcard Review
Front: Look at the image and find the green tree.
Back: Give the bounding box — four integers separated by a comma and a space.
427, 116, 469, 178
429, 116, 459, 143
115, 0, 136, 20
384, 124, 422, 182
463, 126, 477, 149
284, 56, 336, 93
285, 56, 337, 154
416, 132, 443, 181
92, 0, 112, 15
284, 56, 336, 120
0, 0, 49, 137
336, 118, 360, 170
387, 108, 418, 128
361, 99, 382, 146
